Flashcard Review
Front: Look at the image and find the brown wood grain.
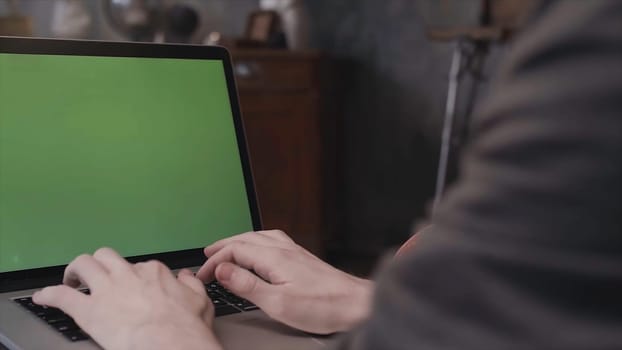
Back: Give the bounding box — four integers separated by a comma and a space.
232, 49, 336, 256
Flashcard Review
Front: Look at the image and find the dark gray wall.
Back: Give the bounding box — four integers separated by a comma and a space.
5, 0, 507, 259
304, 0, 505, 257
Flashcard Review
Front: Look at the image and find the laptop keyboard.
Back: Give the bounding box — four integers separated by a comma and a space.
13, 282, 258, 342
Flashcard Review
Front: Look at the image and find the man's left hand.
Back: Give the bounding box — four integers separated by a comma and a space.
33, 248, 222, 350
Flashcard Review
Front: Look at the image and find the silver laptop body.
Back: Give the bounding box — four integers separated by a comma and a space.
0, 37, 332, 350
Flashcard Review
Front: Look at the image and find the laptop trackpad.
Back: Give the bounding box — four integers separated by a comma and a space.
215, 311, 336, 350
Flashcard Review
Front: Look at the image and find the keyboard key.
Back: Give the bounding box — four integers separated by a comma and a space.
214, 305, 242, 317
14, 297, 32, 305
207, 282, 220, 290
203, 281, 259, 312
12, 281, 258, 342
234, 299, 259, 310
43, 314, 71, 324
219, 292, 243, 303
13, 297, 80, 336
52, 321, 79, 333
40, 306, 65, 316
62, 330, 90, 342
225, 295, 243, 302
23, 301, 41, 311
211, 297, 226, 307
207, 291, 221, 299
235, 300, 259, 311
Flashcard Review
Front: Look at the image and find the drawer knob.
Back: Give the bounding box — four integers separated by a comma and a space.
235, 62, 258, 79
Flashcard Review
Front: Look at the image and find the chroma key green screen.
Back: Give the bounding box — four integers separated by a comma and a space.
0, 53, 253, 273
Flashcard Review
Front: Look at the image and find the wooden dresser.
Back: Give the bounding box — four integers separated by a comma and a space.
231, 49, 338, 257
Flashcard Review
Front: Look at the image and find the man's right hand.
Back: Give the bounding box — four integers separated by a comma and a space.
195, 230, 373, 335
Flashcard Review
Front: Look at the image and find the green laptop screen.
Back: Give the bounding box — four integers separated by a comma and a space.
0, 53, 253, 273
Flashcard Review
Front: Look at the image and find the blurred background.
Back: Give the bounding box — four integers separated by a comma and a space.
0, 0, 532, 275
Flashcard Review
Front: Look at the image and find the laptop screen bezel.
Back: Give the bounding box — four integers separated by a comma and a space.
0, 37, 262, 293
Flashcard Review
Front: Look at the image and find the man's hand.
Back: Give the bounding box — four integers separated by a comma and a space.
33, 248, 222, 350
196, 230, 373, 335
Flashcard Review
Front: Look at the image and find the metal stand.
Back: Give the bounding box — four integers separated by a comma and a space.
433, 40, 463, 211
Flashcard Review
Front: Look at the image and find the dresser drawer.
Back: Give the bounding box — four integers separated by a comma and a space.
229, 49, 336, 257
232, 50, 321, 92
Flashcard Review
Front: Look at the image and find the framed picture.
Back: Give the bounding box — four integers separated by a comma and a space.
0, 0, 32, 37
245, 10, 279, 43
0, 15, 32, 36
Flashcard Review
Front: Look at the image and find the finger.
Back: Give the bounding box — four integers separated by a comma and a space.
92, 247, 132, 273
203, 231, 290, 258
177, 273, 207, 296
176, 270, 213, 324
196, 242, 282, 283
63, 254, 110, 289
195, 260, 212, 282
215, 262, 275, 310
198, 241, 266, 281
258, 230, 294, 243
203, 232, 270, 257
33, 285, 90, 321
134, 260, 175, 281
203, 231, 255, 256
200, 298, 215, 325
199, 233, 285, 282
177, 268, 194, 277
201, 307, 215, 325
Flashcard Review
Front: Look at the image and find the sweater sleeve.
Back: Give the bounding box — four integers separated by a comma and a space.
335, 1, 622, 349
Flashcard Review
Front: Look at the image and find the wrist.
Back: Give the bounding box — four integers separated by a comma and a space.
335, 276, 373, 332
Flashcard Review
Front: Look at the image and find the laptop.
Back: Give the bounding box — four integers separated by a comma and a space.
0, 37, 333, 350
